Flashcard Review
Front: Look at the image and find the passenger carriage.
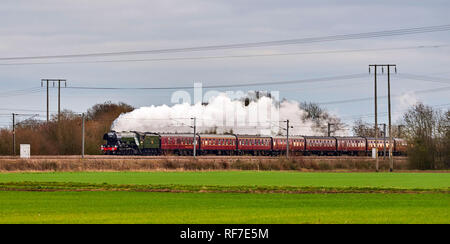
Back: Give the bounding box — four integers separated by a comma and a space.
236, 135, 271, 156
366, 137, 392, 156
272, 136, 305, 156
160, 133, 199, 155
336, 137, 366, 156
198, 134, 237, 155
304, 136, 337, 155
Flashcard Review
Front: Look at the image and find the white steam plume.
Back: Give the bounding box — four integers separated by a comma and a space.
395, 91, 418, 121
112, 93, 347, 136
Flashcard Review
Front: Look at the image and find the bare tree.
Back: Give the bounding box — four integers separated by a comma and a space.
352, 119, 404, 138
402, 103, 448, 169
352, 119, 377, 137
300, 102, 345, 136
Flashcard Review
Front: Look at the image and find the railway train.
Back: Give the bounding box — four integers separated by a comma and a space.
101, 131, 407, 156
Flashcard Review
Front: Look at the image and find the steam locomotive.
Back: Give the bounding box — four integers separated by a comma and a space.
101, 131, 407, 156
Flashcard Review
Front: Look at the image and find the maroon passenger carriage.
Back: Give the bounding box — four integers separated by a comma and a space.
272, 136, 305, 156
198, 134, 237, 155
160, 134, 199, 155
336, 137, 367, 156
236, 135, 272, 156
304, 136, 337, 155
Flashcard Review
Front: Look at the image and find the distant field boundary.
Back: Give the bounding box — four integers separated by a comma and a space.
1, 181, 448, 194
0, 157, 409, 172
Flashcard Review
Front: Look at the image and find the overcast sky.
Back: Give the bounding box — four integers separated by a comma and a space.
0, 0, 449, 129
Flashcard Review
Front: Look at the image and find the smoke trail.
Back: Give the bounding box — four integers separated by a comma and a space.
112, 93, 347, 136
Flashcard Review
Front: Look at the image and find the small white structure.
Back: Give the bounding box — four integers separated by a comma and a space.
372, 148, 378, 159
20, 144, 30, 159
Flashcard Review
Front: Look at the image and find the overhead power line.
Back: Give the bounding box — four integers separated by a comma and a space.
398, 73, 450, 84
340, 102, 450, 121
66, 73, 368, 90
1, 24, 450, 61
0, 87, 43, 97
319, 86, 450, 105
1, 44, 448, 66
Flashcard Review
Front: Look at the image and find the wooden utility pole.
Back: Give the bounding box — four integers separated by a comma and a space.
369, 65, 379, 172
41, 79, 67, 122
12, 113, 16, 155
81, 113, 85, 158
369, 64, 396, 172
387, 65, 397, 172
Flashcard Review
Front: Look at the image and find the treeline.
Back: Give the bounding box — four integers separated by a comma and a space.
403, 104, 449, 169
352, 103, 449, 169
0, 102, 133, 155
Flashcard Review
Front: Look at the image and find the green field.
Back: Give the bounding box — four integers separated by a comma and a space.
1, 171, 449, 189
0, 171, 449, 223
0, 191, 449, 224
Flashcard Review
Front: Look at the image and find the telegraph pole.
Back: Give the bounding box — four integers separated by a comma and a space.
369, 65, 379, 172
12, 113, 16, 155
41, 79, 67, 122
81, 113, 85, 158
41, 80, 50, 122
370, 64, 396, 171
191, 117, 197, 158
387, 65, 397, 172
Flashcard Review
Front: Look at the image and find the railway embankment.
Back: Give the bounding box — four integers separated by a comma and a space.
0, 156, 410, 172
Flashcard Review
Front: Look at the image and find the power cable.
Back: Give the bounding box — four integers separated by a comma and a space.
1, 44, 448, 66
1, 24, 449, 61
66, 73, 368, 90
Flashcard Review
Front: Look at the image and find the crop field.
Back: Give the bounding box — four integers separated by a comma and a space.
0, 171, 449, 223
0, 171, 449, 189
